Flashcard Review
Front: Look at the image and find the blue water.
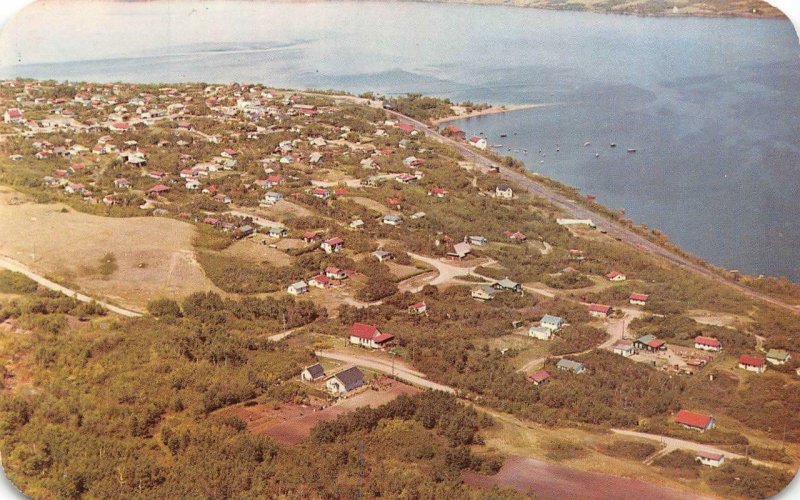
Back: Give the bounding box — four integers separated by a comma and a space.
0, 1, 799, 279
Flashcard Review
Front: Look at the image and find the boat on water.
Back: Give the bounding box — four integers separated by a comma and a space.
627, 148, 636, 153
584, 142, 591, 147
493, 144, 503, 148
610, 143, 617, 148
595, 153, 600, 158
500, 133, 507, 138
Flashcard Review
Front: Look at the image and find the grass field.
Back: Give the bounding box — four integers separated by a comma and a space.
221, 236, 296, 266
0, 187, 220, 309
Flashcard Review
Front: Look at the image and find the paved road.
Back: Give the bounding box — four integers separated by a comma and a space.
0, 255, 143, 318
314, 350, 455, 393
386, 110, 800, 315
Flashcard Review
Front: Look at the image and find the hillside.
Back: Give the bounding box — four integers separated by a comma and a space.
0, 80, 797, 498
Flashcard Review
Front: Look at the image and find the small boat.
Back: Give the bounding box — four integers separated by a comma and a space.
584, 142, 591, 147
500, 133, 507, 138
539, 160, 544, 164
610, 143, 617, 148
493, 144, 503, 148
595, 153, 600, 158
627, 148, 636, 153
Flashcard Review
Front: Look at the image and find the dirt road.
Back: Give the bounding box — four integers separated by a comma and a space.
386, 109, 800, 315
0, 255, 143, 317
314, 350, 455, 393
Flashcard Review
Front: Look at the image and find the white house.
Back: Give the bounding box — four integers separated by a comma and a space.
325, 366, 365, 395
382, 214, 403, 226
471, 285, 497, 301
301, 363, 326, 381
468, 136, 487, 150
349, 323, 394, 349
540, 314, 565, 331
696, 452, 725, 468
612, 341, 636, 357
321, 237, 344, 254
528, 326, 553, 341
694, 336, 721, 352
495, 184, 513, 199
287, 281, 308, 296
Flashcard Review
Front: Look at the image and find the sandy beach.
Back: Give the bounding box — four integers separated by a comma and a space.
433, 103, 553, 124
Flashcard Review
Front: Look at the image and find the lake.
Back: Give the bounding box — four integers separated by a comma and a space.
1, 0, 799, 279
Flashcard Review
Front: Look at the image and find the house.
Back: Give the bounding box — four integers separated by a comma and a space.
612, 341, 636, 357
264, 191, 284, 205
349, 219, 365, 230
557, 359, 586, 374
428, 187, 448, 198
287, 281, 309, 295
605, 271, 626, 282
321, 237, 344, 254
629, 293, 649, 306
349, 323, 394, 349
447, 242, 471, 261
527, 369, 551, 386
325, 267, 347, 280
108, 122, 131, 133
113, 178, 130, 189
234, 225, 254, 238
147, 184, 170, 196
269, 226, 288, 238
443, 125, 466, 139
302, 232, 321, 244
737, 355, 766, 373
506, 231, 527, 242
634, 334, 666, 352
529, 326, 553, 341
308, 274, 330, 289
493, 278, 522, 293
3, 108, 22, 123
696, 451, 725, 468
382, 214, 403, 226
185, 179, 200, 190
471, 285, 497, 301
326, 366, 365, 395
301, 363, 326, 382
588, 304, 612, 318
311, 187, 331, 200
468, 235, 488, 246
408, 302, 427, 315
766, 349, 791, 365
372, 250, 393, 262
495, 184, 513, 199
540, 315, 565, 331
674, 410, 715, 432
468, 136, 487, 150
556, 218, 596, 228
694, 336, 721, 352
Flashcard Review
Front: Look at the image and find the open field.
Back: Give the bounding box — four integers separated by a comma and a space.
224, 378, 419, 445
0, 187, 219, 309
220, 236, 296, 266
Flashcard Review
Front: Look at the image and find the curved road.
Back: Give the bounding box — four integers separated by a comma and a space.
0, 255, 143, 318
386, 109, 800, 315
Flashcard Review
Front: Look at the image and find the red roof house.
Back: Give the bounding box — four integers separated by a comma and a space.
738, 355, 766, 373
588, 304, 612, 318
674, 410, 715, 432
349, 323, 394, 349
527, 369, 551, 386
694, 336, 721, 352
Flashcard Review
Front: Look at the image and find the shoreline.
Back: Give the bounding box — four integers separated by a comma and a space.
433, 103, 553, 125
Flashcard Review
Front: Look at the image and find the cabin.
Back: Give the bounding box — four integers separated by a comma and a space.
468, 136, 487, 150
408, 302, 427, 315
325, 366, 365, 395
540, 315, 565, 331
234, 225, 254, 239
308, 274, 330, 289
372, 250, 393, 262
612, 341, 636, 357
349, 323, 394, 349
321, 237, 344, 254
301, 363, 326, 382
495, 184, 513, 199
287, 281, 308, 296
471, 285, 497, 301
588, 304, 612, 318
694, 336, 721, 352
264, 191, 284, 205
325, 267, 347, 280
269, 226, 288, 238
674, 410, 715, 432
468, 235, 488, 246
447, 242, 471, 260
766, 349, 792, 365
634, 334, 666, 353
605, 271, 626, 282
629, 293, 649, 306
382, 214, 403, 226
557, 359, 586, 374
737, 355, 766, 373
493, 278, 522, 293
528, 326, 553, 341
696, 452, 725, 468
527, 369, 551, 386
